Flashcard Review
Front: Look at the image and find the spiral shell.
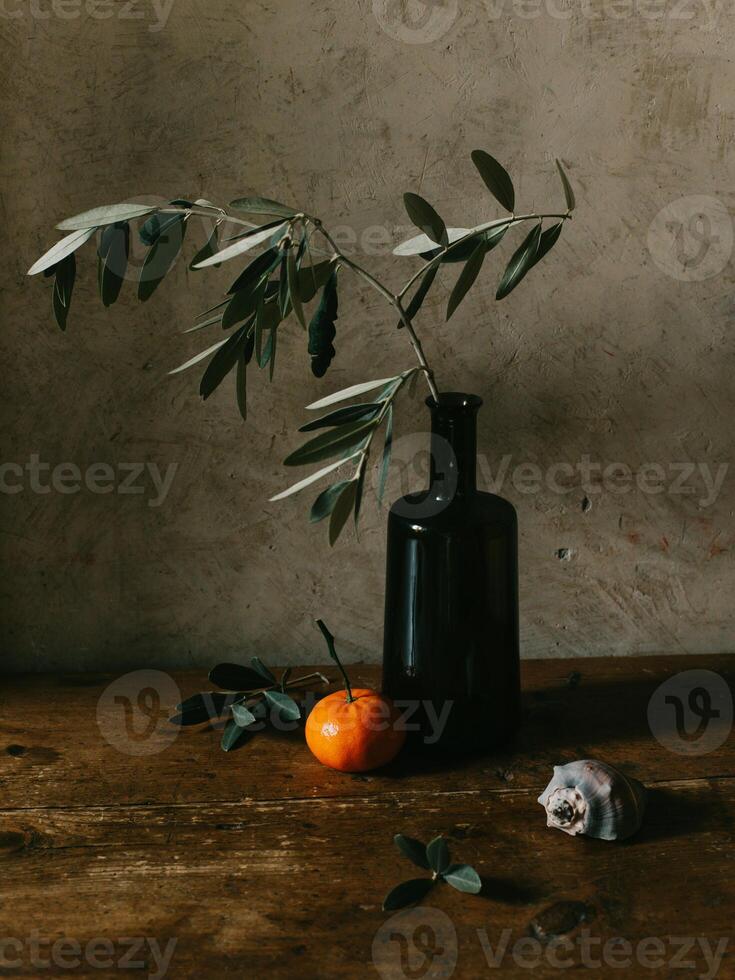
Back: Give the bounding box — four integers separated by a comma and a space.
537, 760, 646, 841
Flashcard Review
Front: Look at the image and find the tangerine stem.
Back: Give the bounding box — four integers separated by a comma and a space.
316, 619, 354, 703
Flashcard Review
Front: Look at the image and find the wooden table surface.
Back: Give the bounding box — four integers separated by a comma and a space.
1, 655, 734, 978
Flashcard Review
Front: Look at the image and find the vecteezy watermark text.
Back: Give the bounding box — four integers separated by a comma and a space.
0, 454, 178, 507
0, 932, 177, 979
0, 0, 175, 32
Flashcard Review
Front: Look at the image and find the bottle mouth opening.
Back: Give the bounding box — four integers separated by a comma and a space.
426, 392, 483, 411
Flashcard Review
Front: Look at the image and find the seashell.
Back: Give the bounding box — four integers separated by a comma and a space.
537, 759, 646, 841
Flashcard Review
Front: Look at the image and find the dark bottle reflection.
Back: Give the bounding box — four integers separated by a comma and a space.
382, 393, 521, 752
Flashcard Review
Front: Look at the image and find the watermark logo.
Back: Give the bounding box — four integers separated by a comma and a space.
97, 670, 181, 756
648, 669, 733, 755
0, 932, 176, 978
373, 0, 458, 44
372, 907, 458, 979
0, 454, 178, 507
376, 430, 458, 518
647, 195, 733, 282
0, 0, 176, 33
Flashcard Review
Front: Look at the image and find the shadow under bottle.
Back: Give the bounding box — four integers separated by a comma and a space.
381, 393, 521, 753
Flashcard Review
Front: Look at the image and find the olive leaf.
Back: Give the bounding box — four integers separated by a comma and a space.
286, 246, 306, 328
308, 269, 338, 377
138, 216, 186, 301
139, 210, 186, 247
376, 405, 393, 507
306, 376, 399, 412
169, 337, 229, 376
222, 276, 268, 329
471, 150, 515, 213
329, 480, 358, 546
28, 227, 97, 276
98, 221, 129, 307
446, 239, 486, 320
235, 348, 249, 421
531, 221, 563, 268
495, 223, 542, 301
403, 192, 447, 245
190, 227, 221, 270
283, 419, 375, 468
555, 158, 575, 211
56, 202, 155, 232
299, 403, 380, 433
52, 254, 76, 331
199, 319, 254, 399
229, 196, 298, 218
227, 245, 282, 294
310, 480, 352, 524
269, 451, 363, 502
398, 265, 437, 329
193, 220, 288, 269
231, 703, 257, 727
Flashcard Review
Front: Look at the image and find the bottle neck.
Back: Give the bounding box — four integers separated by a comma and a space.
427, 393, 482, 497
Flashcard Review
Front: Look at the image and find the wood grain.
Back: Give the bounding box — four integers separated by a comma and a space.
0, 656, 733, 977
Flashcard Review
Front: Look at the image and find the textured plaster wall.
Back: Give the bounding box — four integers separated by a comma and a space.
1, 0, 734, 672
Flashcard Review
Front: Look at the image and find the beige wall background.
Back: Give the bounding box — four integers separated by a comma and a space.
2, 0, 734, 672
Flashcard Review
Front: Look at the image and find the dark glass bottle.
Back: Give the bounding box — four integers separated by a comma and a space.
381, 393, 520, 752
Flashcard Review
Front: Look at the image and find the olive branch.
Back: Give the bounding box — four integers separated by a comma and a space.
28, 151, 575, 545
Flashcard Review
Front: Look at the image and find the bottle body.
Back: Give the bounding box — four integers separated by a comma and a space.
381, 394, 521, 752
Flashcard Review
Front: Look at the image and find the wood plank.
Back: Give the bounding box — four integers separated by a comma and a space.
0, 779, 732, 978
1, 655, 733, 809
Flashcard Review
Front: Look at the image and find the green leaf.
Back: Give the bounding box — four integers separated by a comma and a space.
299, 403, 380, 433
221, 719, 251, 752
495, 223, 542, 300
426, 836, 450, 874
184, 313, 223, 334
555, 158, 575, 211
394, 226, 470, 257
308, 269, 338, 378
139, 211, 185, 247
229, 196, 298, 218
208, 662, 270, 690
56, 202, 156, 231
278, 253, 290, 317
354, 456, 367, 530
28, 227, 97, 276
98, 222, 129, 307
382, 878, 435, 912
441, 864, 482, 894
471, 150, 515, 212
200, 320, 254, 400
264, 689, 301, 722
52, 254, 76, 331
306, 376, 399, 412
446, 239, 486, 320
284, 419, 375, 468
269, 452, 362, 502
310, 480, 351, 524
399, 266, 437, 330
227, 245, 281, 294
190, 227, 220, 270
251, 657, 276, 683
531, 220, 563, 269
231, 703, 257, 727
169, 337, 229, 376
138, 216, 186, 301
193, 221, 288, 269
298, 260, 335, 303
394, 834, 431, 870
403, 192, 446, 245
287, 247, 306, 328
377, 406, 393, 507
329, 480, 358, 546
222, 276, 268, 330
